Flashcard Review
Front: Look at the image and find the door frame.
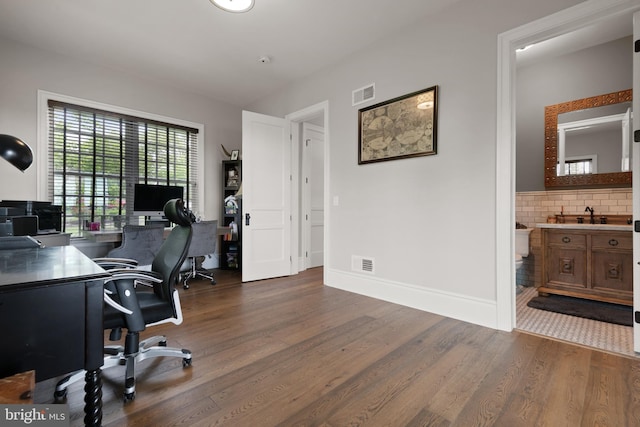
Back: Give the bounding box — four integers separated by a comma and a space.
286, 101, 330, 279
496, 0, 640, 331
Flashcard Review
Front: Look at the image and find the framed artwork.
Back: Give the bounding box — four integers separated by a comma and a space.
231, 150, 239, 160
358, 85, 438, 164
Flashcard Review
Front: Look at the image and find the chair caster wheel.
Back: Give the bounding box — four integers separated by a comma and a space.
53, 389, 67, 403
183, 283, 189, 289
124, 392, 135, 402
159, 340, 167, 347
210, 280, 216, 285
182, 358, 192, 368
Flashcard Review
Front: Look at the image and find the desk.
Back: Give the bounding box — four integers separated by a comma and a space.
34, 232, 71, 247
0, 246, 108, 426
83, 226, 230, 243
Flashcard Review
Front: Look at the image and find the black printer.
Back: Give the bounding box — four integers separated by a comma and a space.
0, 201, 62, 236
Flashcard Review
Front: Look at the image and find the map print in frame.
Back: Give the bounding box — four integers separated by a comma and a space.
358, 85, 438, 164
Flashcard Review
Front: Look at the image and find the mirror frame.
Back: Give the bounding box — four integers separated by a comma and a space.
544, 89, 632, 189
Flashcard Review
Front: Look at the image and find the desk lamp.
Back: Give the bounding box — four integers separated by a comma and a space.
0, 134, 33, 171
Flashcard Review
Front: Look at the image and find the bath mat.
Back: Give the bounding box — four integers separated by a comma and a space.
527, 294, 632, 327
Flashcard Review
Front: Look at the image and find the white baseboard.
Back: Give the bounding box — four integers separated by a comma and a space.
325, 268, 498, 329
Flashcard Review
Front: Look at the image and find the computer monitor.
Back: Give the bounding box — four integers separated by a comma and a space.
133, 184, 184, 218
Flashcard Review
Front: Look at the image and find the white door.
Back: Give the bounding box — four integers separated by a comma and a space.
241, 111, 292, 282
633, 11, 640, 352
302, 123, 324, 269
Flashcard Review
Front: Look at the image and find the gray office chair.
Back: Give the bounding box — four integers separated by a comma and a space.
105, 224, 165, 267
181, 220, 218, 289
54, 199, 194, 403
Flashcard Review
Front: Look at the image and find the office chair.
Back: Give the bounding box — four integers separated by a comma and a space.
105, 224, 165, 267
181, 220, 218, 289
54, 198, 194, 403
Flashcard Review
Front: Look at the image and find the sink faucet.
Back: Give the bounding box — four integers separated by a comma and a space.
585, 206, 595, 224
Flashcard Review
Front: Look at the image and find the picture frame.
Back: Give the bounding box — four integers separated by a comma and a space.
358, 85, 438, 164
230, 150, 239, 160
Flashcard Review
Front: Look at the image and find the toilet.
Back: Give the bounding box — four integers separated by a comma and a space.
515, 228, 533, 271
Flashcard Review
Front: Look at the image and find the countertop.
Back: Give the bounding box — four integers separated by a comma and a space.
536, 223, 633, 232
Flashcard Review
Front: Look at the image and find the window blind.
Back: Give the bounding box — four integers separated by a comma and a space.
47, 100, 199, 237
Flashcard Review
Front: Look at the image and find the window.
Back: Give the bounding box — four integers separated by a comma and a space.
562, 159, 592, 175
47, 100, 200, 237
556, 155, 597, 176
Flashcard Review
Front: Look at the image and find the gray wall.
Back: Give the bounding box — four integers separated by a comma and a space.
247, 0, 584, 326
0, 36, 243, 220
515, 36, 632, 191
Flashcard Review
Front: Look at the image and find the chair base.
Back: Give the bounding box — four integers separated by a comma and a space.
54, 334, 192, 403
182, 265, 216, 289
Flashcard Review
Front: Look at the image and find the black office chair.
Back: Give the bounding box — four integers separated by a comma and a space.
54, 198, 194, 402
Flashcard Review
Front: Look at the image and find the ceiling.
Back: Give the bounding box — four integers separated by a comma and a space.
0, 0, 463, 107
515, 11, 633, 67
0, 1, 633, 108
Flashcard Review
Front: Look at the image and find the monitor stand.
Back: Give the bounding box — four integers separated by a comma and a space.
145, 216, 170, 227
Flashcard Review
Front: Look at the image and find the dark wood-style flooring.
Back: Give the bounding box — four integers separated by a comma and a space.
35, 267, 640, 426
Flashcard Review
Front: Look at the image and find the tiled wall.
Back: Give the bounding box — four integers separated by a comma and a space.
515, 188, 632, 287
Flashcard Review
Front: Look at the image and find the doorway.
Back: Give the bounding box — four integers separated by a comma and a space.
287, 101, 329, 276
497, 1, 640, 354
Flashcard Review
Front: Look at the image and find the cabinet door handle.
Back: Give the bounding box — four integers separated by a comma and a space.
608, 239, 619, 247
245, 213, 251, 226
562, 236, 571, 243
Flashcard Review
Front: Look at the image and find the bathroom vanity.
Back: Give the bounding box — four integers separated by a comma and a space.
538, 223, 633, 306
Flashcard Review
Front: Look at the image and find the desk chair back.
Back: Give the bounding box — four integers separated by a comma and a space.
187, 220, 218, 258
152, 199, 194, 301
108, 224, 164, 266
181, 220, 218, 288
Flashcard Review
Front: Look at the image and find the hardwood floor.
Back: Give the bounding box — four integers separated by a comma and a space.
36, 267, 640, 426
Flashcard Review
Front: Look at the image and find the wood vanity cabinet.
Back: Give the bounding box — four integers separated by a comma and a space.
539, 227, 633, 306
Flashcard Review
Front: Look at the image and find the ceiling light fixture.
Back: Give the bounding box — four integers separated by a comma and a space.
516, 44, 535, 53
209, 0, 254, 13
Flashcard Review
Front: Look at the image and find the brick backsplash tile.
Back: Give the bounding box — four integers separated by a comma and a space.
516, 189, 632, 223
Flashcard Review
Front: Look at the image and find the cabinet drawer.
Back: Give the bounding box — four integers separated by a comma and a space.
591, 234, 632, 250
546, 232, 586, 247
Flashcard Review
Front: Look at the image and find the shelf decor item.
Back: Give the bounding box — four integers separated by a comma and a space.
358, 85, 438, 164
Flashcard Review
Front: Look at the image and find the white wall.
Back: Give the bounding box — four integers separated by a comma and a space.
0, 36, 242, 220
247, 0, 582, 328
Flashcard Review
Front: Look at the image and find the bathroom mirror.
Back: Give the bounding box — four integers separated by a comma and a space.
544, 89, 632, 188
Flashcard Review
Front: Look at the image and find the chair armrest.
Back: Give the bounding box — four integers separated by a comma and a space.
93, 257, 139, 269
105, 270, 163, 284
103, 289, 133, 315
103, 270, 164, 333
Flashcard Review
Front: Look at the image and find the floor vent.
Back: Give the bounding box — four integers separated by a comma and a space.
352, 255, 375, 274
352, 83, 375, 106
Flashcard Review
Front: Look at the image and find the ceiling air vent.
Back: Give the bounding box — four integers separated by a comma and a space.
352, 83, 375, 106
352, 255, 375, 274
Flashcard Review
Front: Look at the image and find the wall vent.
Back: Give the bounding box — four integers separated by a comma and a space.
352, 255, 375, 274
352, 83, 375, 106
